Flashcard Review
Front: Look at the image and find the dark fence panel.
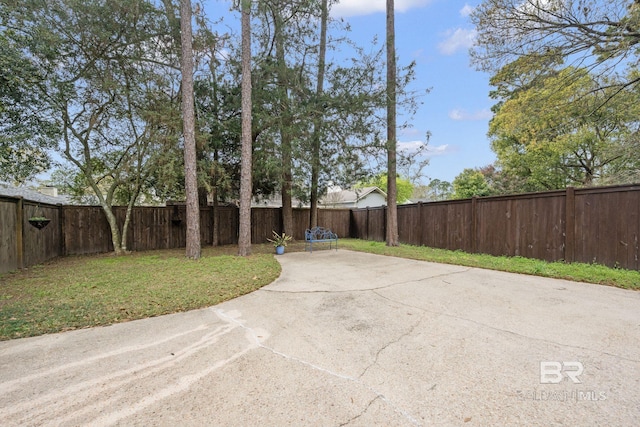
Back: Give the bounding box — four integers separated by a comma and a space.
252, 208, 282, 244
0, 197, 20, 273
369, 207, 386, 242
573, 185, 640, 269
318, 209, 350, 239
348, 207, 385, 242
127, 207, 170, 251
1, 197, 63, 274
293, 209, 310, 240
63, 206, 113, 255
476, 191, 566, 261
352, 184, 640, 270
398, 204, 420, 246
22, 201, 62, 267
422, 200, 473, 252
215, 206, 238, 245
349, 209, 367, 239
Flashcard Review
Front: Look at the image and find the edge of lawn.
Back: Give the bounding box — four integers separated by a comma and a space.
2, 239, 637, 341
338, 238, 640, 291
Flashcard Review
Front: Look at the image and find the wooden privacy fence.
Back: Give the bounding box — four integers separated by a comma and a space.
351, 184, 640, 270
2, 183, 640, 274
0, 196, 63, 274
0, 197, 350, 274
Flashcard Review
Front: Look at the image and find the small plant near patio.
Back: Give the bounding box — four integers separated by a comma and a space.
267, 231, 293, 248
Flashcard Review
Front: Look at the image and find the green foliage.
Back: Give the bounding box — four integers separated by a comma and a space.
0, 32, 58, 184
267, 231, 293, 247
452, 168, 491, 199
488, 58, 640, 191
425, 179, 453, 201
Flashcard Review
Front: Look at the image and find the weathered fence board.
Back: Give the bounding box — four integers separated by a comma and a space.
0, 197, 19, 273
572, 186, 640, 269
475, 191, 566, 261
22, 202, 62, 268
252, 208, 282, 243
318, 209, 351, 240
63, 206, 113, 255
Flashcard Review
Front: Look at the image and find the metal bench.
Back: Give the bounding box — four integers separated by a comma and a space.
305, 227, 338, 253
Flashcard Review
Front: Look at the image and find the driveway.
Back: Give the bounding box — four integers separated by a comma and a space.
1, 250, 639, 426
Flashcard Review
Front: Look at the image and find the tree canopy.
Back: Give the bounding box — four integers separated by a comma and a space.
471, 0, 640, 97
452, 168, 491, 199
488, 55, 640, 191
1, 0, 424, 234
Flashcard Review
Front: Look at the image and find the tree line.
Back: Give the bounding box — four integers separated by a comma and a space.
3, 0, 638, 254
1, 0, 419, 255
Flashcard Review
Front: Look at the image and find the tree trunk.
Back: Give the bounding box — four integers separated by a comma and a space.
102, 205, 125, 255
274, 8, 294, 236
180, 0, 201, 259
212, 149, 220, 247
386, 0, 399, 246
309, 0, 328, 230
238, 0, 253, 256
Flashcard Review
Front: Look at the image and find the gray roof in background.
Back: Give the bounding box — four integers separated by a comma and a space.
0, 185, 71, 206
322, 186, 387, 204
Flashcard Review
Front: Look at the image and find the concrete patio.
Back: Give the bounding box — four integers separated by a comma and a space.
1, 250, 638, 426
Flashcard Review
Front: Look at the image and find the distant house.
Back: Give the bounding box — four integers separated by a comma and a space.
320, 186, 387, 209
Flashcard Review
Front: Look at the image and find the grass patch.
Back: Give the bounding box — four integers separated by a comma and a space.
338, 239, 640, 290
0, 245, 282, 341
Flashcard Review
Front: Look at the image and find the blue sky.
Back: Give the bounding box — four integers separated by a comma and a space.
328, 0, 496, 184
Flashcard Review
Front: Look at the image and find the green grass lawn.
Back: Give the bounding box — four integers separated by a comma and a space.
0, 245, 284, 341
1, 239, 638, 341
338, 239, 640, 290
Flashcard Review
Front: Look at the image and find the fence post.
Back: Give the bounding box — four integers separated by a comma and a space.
418, 202, 423, 247
383, 206, 387, 242
16, 197, 24, 269
471, 196, 478, 254
59, 205, 66, 256
365, 207, 370, 241
565, 186, 575, 263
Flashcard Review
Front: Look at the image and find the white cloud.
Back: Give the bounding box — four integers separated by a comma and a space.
460, 4, 474, 17
331, 0, 433, 18
448, 108, 492, 121
398, 141, 453, 157
426, 144, 452, 156
438, 28, 477, 55
398, 140, 426, 153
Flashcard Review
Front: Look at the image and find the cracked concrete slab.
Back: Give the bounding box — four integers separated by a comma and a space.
1, 249, 639, 426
